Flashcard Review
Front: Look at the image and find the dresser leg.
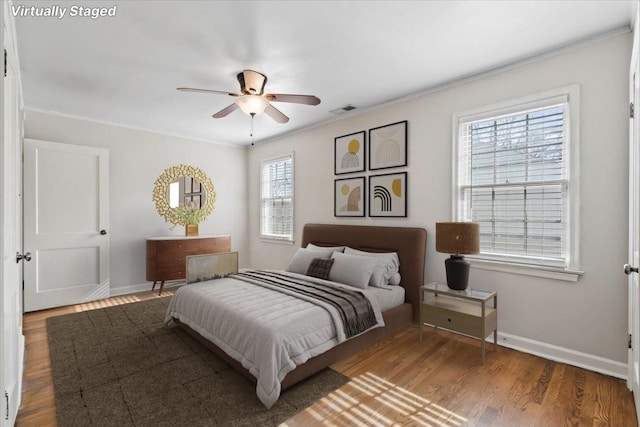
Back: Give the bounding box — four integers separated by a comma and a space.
151, 281, 157, 291
158, 281, 165, 296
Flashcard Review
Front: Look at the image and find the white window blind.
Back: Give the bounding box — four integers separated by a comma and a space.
261, 154, 293, 241
456, 95, 570, 268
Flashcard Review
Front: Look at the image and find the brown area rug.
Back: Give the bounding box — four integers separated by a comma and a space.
46, 297, 348, 426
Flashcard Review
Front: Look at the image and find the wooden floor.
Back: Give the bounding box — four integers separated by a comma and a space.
16, 289, 638, 427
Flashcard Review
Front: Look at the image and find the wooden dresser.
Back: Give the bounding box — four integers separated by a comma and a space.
146, 235, 231, 295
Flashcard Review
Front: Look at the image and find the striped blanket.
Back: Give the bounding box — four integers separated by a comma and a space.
233, 270, 378, 339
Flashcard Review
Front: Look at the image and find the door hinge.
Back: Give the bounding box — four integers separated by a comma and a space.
630, 334, 633, 349
3, 49, 6, 78
631, 102, 635, 119
4, 391, 8, 421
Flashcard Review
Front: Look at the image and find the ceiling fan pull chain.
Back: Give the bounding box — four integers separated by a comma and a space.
250, 113, 255, 146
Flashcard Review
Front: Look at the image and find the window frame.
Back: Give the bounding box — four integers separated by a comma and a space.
451, 85, 583, 281
260, 153, 294, 243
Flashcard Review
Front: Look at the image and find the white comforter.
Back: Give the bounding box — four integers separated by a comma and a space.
164, 271, 384, 408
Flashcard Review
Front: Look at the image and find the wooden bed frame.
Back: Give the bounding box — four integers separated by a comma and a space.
173, 223, 427, 391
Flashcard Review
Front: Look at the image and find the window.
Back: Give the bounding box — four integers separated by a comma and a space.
261, 154, 294, 241
453, 87, 581, 279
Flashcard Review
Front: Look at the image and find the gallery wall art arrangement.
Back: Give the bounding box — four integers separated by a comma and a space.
334, 121, 408, 218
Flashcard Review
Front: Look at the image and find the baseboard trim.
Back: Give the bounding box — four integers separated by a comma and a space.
110, 281, 183, 297
107, 284, 629, 380
497, 331, 627, 380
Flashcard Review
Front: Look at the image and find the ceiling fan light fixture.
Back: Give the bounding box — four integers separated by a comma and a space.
236, 95, 269, 116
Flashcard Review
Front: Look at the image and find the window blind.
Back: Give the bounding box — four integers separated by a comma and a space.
457, 98, 569, 267
261, 155, 293, 240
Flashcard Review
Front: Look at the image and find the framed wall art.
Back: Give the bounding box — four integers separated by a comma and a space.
369, 172, 407, 217
334, 176, 365, 217
334, 131, 366, 174
368, 120, 407, 170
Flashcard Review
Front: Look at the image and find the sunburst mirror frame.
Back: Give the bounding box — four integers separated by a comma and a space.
152, 164, 216, 226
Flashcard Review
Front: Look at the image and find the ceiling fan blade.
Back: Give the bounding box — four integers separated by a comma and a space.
177, 87, 239, 97
265, 93, 321, 105
212, 103, 239, 118
264, 104, 290, 123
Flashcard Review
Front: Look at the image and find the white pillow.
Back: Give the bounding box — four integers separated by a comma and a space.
329, 252, 377, 289
285, 248, 334, 274
388, 272, 402, 286
344, 247, 401, 287
306, 243, 346, 253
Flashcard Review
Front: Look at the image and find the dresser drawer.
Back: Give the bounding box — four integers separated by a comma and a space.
199, 236, 231, 252
156, 264, 186, 280
156, 239, 200, 253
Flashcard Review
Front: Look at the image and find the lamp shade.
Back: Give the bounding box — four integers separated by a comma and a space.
236, 95, 269, 115
435, 222, 480, 255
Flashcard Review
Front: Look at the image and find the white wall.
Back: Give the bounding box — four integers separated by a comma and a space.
247, 32, 632, 370
24, 111, 249, 294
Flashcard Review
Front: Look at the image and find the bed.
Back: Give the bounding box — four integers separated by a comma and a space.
165, 223, 427, 408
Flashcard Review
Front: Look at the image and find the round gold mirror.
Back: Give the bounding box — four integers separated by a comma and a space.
152, 164, 216, 228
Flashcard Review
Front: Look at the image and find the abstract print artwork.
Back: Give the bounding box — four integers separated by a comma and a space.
335, 176, 365, 217
335, 131, 366, 174
369, 121, 407, 170
369, 172, 407, 217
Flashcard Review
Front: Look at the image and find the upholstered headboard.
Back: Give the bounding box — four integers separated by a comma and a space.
301, 223, 427, 321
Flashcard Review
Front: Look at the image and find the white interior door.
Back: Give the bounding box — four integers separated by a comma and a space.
23, 139, 110, 312
628, 7, 640, 422
1, 20, 24, 425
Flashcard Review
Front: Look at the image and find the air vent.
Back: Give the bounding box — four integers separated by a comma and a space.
330, 105, 356, 115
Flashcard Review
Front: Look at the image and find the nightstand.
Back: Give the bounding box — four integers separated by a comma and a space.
419, 282, 497, 364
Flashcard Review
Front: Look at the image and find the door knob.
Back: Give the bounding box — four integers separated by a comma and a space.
100, 229, 107, 235
624, 264, 639, 275
16, 252, 32, 263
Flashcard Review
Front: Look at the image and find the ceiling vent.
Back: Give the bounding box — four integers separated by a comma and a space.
330, 105, 356, 115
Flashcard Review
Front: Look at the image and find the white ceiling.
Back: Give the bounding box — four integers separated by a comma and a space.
12, 0, 636, 146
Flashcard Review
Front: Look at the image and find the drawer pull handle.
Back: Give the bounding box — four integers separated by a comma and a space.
448, 318, 452, 322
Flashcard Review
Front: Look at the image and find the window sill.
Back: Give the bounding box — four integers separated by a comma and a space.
469, 258, 584, 282
260, 235, 295, 245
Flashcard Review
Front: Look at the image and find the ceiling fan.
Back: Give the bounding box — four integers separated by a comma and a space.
177, 70, 321, 124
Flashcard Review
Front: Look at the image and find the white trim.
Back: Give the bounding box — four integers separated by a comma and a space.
256, 27, 629, 147
452, 84, 581, 276
110, 283, 151, 296
497, 331, 627, 380
21, 28, 631, 149
23, 107, 245, 149
109, 281, 183, 297
259, 236, 295, 245
470, 258, 583, 282
260, 152, 294, 242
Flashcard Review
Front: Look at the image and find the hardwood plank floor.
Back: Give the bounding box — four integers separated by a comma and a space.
16, 290, 638, 426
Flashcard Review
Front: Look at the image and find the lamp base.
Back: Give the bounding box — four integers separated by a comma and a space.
445, 255, 470, 290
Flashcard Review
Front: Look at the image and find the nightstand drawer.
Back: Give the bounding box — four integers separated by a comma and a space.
421, 299, 496, 339
420, 283, 498, 365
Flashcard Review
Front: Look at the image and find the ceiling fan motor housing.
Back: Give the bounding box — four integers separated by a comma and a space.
237, 70, 267, 95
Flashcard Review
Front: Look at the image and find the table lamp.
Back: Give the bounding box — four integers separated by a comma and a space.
435, 222, 480, 290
